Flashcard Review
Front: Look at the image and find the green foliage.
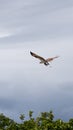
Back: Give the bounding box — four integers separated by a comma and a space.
0, 113, 14, 130
0, 110, 73, 130
19, 114, 25, 121
28, 110, 33, 119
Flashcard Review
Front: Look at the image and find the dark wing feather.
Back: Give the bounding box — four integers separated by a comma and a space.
30, 51, 46, 61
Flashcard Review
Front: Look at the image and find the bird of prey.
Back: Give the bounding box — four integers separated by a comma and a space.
30, 51, 59, 66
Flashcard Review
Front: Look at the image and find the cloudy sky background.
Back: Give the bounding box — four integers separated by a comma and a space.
0, 0, 73, 121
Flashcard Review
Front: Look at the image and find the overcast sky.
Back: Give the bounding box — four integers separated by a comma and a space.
0, 0, 73, 122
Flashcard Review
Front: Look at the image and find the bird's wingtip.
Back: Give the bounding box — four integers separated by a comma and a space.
57, 56, 60, 58
55, 55, 60, 58
30, 51, 33, 55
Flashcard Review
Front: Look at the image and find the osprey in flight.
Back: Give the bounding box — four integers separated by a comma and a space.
30, 51, 59, 66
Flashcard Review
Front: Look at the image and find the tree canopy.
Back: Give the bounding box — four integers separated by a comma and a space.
0, 110, 73, 130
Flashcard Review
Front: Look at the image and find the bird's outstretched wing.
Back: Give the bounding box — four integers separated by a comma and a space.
46, 56, 59, 62
30, 51, 59, 66
30, 51, 46, 62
